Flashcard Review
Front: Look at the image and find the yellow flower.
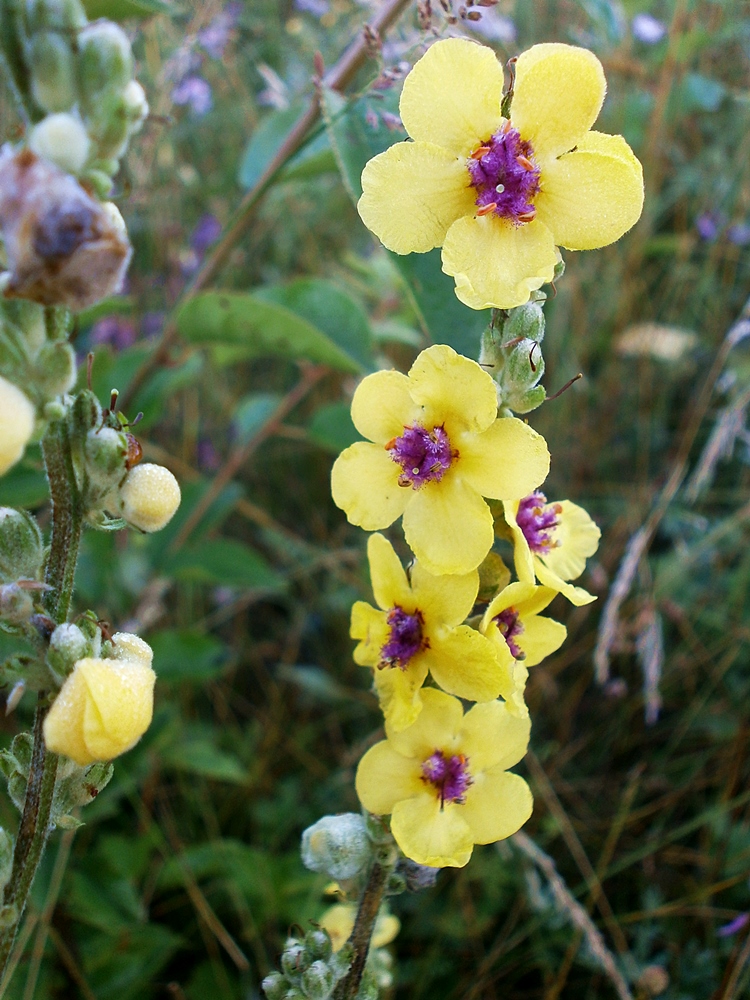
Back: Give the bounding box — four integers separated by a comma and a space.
504, 492, 601, 605
358, 38, 644, 310
356, 688, 532, 868
44, 652, 155, 766
480, 581, 566, 716
352, 534, 505, 732
320, 903, 400, 953
118, 463, 181, 533
0, 375, 35, 476
331, 345, 549, 576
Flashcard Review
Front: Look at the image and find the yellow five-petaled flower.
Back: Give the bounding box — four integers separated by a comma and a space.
358, 38, 644, 310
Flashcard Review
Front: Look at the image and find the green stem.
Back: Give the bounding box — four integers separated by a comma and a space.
333, 861, 389, 1000
0, 416, 83, 993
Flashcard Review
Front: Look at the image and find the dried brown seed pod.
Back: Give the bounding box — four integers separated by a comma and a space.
0, 145, 132, 311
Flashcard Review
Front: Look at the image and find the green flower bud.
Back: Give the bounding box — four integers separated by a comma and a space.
503, 339, 545, 392
33, 342, 76, 399
261, 972, 286, 1000
0, 904, 18, 930
82, 169, 114, 198
47, 622, 88, 678
0, 509, 44, 583
283, 990, 306, 1000
354, 969, 379, 1000
281, 941, 309, 980
305, 929, 332, 962
8, 771, 26, 814
503, 301, 546, 344
0, 0, 29, 109
70, 389, 102, 440
122, 79, 148, 131
503, 383, 547, 415
301, 814, 370, 881
84, 427, 127, 487
0, 828, 13, 890
78, 22, 133, 102
86, 97, 130, 159
0, 584, 34, 624
300, 959, 335, 1000
29, 113, 90, 175
25, 0, 87, 32
27, 31, 76, 112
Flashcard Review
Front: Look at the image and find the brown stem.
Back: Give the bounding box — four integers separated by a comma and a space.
333, 861, 390, 1000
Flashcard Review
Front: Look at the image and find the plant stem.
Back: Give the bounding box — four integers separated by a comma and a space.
333, 860, 390, 1000
0, 416, 83, 992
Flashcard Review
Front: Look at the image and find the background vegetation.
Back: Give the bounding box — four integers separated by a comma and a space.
2, 0, 750, 996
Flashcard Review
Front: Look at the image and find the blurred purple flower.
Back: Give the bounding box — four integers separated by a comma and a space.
191, 214, 222, 255
172, 76, 213, 116
728, 223, 750, 247
468, 10, 517, 44
696, 212, 721, 242
91, 315, 136, 351
197, 437, 221, 472
718, 913, 749, 937
198, 2, 241, 60
632, 13, 667, 44
141, 312, 164, 340
295, 0, 329, 15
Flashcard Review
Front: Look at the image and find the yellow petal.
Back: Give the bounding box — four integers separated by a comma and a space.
502, 500, 536, 585
0, 377, 35, 476
367, 533, 412, 611
511, 43, 606, 160
461, 770, 533, 844
514, 585, 559, 618
43, 667, 89, 765
350, 601, 389, 666
331, 442, 408, 531
350, 369, 417, 443
355, 740, 423, 815
391, 794, 474, 868
534, 558, 596, 606
399, 38, 504, 156
423, 627, 504, 702
483, 581, 537, 624
460, 698, 531, 772
387, 687, 463, 756
372, 912, 401, 948
539, 499, 601, 580
403, 475, 493, 576
460, 417, 550, 500
478, 624, 517, 702
442, 215, 558, 310
358, 141, 475, 254
537, 131, 644, 250
79, 658, 155, 760
408, 344, 498, 436
319, 904, 355, 952
410, 562, 479, 628
373, 662, 428, 733
518, 614, 567, 666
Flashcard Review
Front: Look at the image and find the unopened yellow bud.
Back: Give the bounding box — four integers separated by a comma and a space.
29, 113, 91, 175
0, 376, 35, 476
109, 631, 153, 667
43, 655, 155, 766
119, 463, 181, 533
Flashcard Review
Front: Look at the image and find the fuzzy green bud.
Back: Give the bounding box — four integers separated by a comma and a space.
77, 21, 133, 98
503, 301, 545, 344
0, 828, 13, 890
122, 79, 148, 131
0, 508, 44, 583
0, 584, 34, 624
301, 814, 370, 881
281, 941, 309, 980
33, 341, 76, 398
27, 31, 76, 112
30, 113, 90, 175
0, 905, 17, 930
504, 339, 545, 392
84, 427, 127, 487
300, 959, 335, 1000
305, 929, 332, 962
25, 0, 87, 32
503, 383, 547, 415
47, 622, 88, 678
70, 389, 102, 440
261, 973, 286, 1000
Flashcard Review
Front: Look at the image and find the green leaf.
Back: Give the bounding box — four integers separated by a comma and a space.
308, 401, 359, 453
148, 629, 227, 683
256, 278, 374, 372
165, 537, 286, 590
82, 0, 175, 19
0, 456, 47, 508
238, 104, 334, 190
177, 291, 366, 372
233, 392, 282, 444
162, 737, 247, 783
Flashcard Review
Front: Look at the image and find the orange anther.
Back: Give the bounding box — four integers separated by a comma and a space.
476, 202, 497, 216
517, 209, 536, 222
517, 154, 535, 171
471, 145, 491, 159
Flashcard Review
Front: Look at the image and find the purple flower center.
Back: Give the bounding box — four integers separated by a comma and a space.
387, 424, 455, 489
516, 491, 562, 554
421, 750, 473, 806
468, 124, 541, 223
380, 606, 428, 668
493, 607, 525, 660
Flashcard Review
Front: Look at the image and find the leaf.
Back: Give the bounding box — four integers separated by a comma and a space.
147, 629, 227, 683
233, 392, 283, 444
238, 104, 334, 190
177, 291, 365, 372
0, 457, 47, 508
308, 401, 359, 453
162, 737, 247, 783
256, 278, 374, 372
164, 537, 286, 590
146, 479, 245, 561
82, 0, 175, 18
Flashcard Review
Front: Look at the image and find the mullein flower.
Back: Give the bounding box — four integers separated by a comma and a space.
357, 38, 644, 310
320, 903, 400, 953
356, 688, 532, 868
117, 463, 182, 532
480, 581, 566, 716
352, 534, 505, 731
331, 345, 549, 576
0, 376, 36, 476
503, 492, 601, 605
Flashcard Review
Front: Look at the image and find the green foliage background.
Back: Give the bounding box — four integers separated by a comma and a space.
2, 0, 750, 996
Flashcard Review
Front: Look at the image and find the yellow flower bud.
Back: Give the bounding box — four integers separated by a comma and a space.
0, 376, 35, 476
119, 463, 181, 533
43, 655, 155, 765
29, 113, 91, 175
109, 631, 153, 667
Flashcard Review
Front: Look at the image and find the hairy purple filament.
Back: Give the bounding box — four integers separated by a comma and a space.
494, 607, 526, 660
421, 750, 473, 807
516, 491, 562, 554
387, 424, 455, 489
468, 124, 541, 223
380, 606, 428, 669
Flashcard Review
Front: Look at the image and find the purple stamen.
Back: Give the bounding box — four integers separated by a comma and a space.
516, 491, 562, 554
468, 124, 541, 223
387, 424, 455, 489
380, 606, 428, 668
493, 607, 525, 660
421, 750, 473, 806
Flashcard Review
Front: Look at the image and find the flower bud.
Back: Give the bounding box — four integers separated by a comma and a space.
109, 632, 153, 667
118, 463, 181, 533
281, 941, 309, 980
32, 341, 76, 398
503, 301, 545, 344
47, 622, 89, 678
25, 0, 87, 32
0, 828, 12, 890
27, 33, 77, 113
301, 814, 370, 881
0, 508, 44, 583
122, 80, 149, 131
0, 376, 35, 475
43, 655, 156, 765
29, 113, 90, 175
77, 22, 134, 101
84, 427, 127, 486
0, 583, 34, 624
305, 929, 332, 962
300, 959, 335, 1000
261, 973, 286, 1000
